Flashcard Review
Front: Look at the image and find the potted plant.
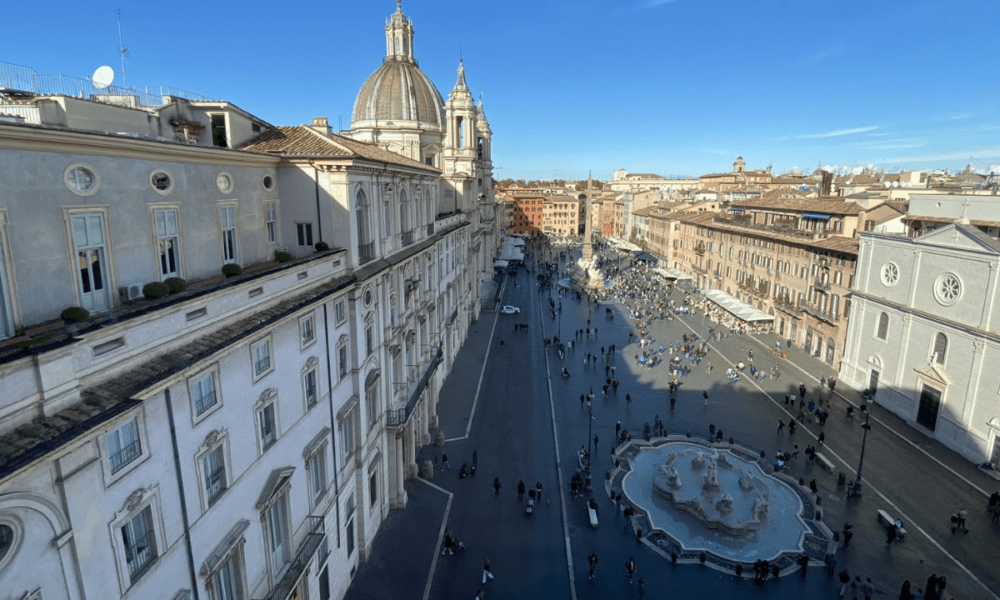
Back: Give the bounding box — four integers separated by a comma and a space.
164, 277, 187, 294
222, 264, 243, 278
60, 306, 90, 335
274, 251, 292, 263
314, 241, 330, 252
142, 281, 170, 299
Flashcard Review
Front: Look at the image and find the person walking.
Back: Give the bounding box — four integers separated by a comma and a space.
842, 523, 853, 548
625, 556, 637, 584
616, 421, 622, 439
517, 480, 525, 501
862, 577, 874, 600
886, 522, 897, 545
441, 453, 451, 471
493, 477, 501, 496
481, 559, 494, 584
951, 508, 968, 533
536, 481, 544, 504
587, 552, 599, 580
703, 391, 709, 407
593, 435, 599, 451
839, 569, 852, 597
777, 419, 785, 434
899, 580, 912, 600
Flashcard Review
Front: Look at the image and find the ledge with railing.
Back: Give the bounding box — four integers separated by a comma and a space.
260, 516, 325, 600
358, 241, 376, 264
813, 278, 829, 291
801, 303, 839, 325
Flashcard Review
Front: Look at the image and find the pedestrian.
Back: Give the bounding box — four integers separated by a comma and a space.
886, 522, 897, 545
499, 340, 504, 349
703, 390, 709, 407
580, 394, 585, 407
899, 580, 912, 600
587, 552, 599, 580
842, 523, 853, 548
863, 577, 874, 600
593, 435, 599, 451
470, 462, 477, 478
825, 553, 836, 577
474, 589, 485, 600
797, 553, 809, 578
626, 393, 633, 408
441, 453, 451, 471
493, 477, 501, 495
625, 556, 637, 584
799, 383, 807, 398
616, 421, 622, 439
839, 569, 851, 597
637, 577, 648, 599
517, 480, 525, 501
819, 431, 825, 445
951, 508, 967, 533
482, 558, 494, 584
536, 481, 543, 504
777, 419, 785, 434
925, 575, 939, 600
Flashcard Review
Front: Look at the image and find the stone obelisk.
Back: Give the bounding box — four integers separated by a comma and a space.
581, 173, 594, 262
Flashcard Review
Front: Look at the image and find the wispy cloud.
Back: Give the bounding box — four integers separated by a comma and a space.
798, 126, 878, 139
790, 48, 841, 68
948, 113, 971, 120
645, 0, 679, 6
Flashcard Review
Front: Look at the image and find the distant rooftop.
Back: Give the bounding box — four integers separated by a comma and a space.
0, 60, 215, 110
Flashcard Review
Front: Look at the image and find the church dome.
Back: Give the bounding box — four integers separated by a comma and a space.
352, 59, 444, 127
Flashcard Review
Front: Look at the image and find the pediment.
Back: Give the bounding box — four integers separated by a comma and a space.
918, 224, 1000, 254
914, 364, 950, 386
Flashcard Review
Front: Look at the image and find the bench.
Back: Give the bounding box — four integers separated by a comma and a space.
814, 453, 835, 471
877, 509, 907, 538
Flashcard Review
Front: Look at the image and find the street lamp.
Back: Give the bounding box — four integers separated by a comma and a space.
851, 388, 876, 497
586, 387, 595, 492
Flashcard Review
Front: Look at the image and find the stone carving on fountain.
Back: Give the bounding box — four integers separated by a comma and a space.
652, 447, 771, 537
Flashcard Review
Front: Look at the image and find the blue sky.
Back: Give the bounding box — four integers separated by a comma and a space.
6, 0, 999, 180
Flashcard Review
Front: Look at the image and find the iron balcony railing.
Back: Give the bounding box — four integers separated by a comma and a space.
801, 304, 839, 325
358, 242, 376, 264
814, 278, 830, 291
110, 439, 142, 473
260, 516, 325, 600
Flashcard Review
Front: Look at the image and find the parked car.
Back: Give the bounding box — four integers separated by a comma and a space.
500, 305, 521, 314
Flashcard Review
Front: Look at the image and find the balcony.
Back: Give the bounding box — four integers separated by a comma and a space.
358, 241, 376, 264
401, 230, 415, 247
259, 516, 325, 600
813, 278, 829, 292
692, 265, 708, 275
773, 296, 801, 315
801, 303, 839, 325
387, 347, 443, 428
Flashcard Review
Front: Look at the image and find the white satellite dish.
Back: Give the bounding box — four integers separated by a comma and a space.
92, 66, 115, 90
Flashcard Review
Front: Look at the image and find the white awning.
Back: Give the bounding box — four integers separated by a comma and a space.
702, 289, 774, 322
494, 260, 509, 268
653, 267, 694, 282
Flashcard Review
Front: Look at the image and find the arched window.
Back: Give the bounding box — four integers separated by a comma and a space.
357, 189, 373, 262
876, 312, 888, 340
932, 333, 947, 365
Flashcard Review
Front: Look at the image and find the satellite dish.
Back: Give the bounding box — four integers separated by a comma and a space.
92, 66, 115, 90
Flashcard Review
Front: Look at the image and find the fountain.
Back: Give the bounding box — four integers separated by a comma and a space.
616, 439, 823, 566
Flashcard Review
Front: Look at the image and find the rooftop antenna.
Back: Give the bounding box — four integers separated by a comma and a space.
117, 8, 129, 87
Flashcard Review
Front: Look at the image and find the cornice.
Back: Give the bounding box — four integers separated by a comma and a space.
0, 124, 280, 168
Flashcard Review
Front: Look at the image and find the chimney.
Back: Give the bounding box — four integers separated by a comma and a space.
310, 117, 332, 136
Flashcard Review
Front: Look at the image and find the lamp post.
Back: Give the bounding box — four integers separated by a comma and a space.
586, 387, 595, 492
852, 388, 875, 496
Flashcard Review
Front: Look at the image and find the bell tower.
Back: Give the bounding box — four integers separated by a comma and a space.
443, 59, 479, 212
